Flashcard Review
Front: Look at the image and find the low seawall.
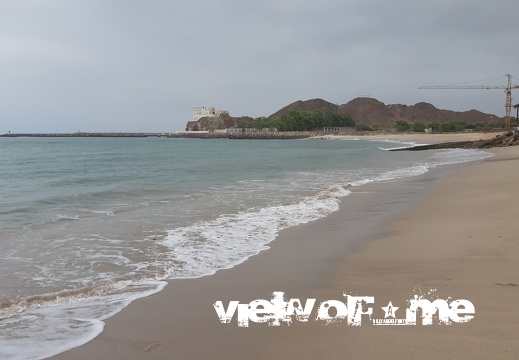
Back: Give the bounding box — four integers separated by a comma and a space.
168, 131, 317, 140
1, 133, 168, 138
1, 131, 346, 140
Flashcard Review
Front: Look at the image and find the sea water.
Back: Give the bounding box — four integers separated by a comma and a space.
0, 137, 491, 359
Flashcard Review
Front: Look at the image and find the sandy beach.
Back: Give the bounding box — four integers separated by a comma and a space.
52, 133, 519, 360
311, 131, 505, 144
261, 145, 519, 359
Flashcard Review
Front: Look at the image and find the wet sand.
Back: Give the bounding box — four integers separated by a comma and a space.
261, 146, 519, 359
53, 142, 519, 360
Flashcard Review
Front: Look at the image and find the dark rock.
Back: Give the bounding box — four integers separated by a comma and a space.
390, 131, 519, 151
185, 113, 251, 132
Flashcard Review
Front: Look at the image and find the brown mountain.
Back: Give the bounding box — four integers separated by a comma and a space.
267, 97, 500, 128
268, 98, 338, 118
185, 97, 502, 131
338, 98, 500, 127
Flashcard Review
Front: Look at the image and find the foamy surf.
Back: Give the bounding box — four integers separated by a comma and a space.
0, 280, 166, 360
373, 139, 430, 151
0, 137, 493, 360
161, 184, 352, 279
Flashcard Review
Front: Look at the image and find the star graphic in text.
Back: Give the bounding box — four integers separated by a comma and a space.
381, 301, 399, 318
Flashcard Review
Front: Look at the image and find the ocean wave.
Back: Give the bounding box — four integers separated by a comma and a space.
0, 279, 166, 360
161, 184, 352, 279
0, 144, 492, 360
160, 148, 491, 280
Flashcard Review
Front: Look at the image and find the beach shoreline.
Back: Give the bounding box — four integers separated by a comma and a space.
261, 146, 519, 359
309, 131, 505, 144
51, 136, 518, 360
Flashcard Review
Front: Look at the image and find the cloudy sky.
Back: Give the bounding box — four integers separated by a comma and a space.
1, 0, 518, 133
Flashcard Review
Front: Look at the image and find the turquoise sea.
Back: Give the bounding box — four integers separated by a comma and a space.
0, 137, 491, 359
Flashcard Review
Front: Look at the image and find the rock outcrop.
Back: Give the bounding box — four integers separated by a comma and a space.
390, 131, 519, 151
186, 113, 253, 131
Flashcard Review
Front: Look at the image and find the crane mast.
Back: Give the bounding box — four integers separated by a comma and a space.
505, 75, 512, 128
419, 74, 519, 129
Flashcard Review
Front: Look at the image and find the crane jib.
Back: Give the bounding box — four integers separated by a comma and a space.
419, 74, 518, 129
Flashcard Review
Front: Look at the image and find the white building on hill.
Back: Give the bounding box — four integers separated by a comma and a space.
192, 107, 229, 121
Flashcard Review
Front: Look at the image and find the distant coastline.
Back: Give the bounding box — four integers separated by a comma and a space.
1, 130, 507, 141
168, 131, 316, 139
0, 131, 316, 139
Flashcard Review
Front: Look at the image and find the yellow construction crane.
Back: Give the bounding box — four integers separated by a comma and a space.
419, 74, 519, 128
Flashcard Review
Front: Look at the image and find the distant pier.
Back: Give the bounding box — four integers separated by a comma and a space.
1, 131, 318, 139
0, 132, 168, 138
168, 131, 316, 139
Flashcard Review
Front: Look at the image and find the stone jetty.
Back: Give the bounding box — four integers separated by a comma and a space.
1, 132, 168, 138
390, 130, 519, 151
168, 131, 316, 140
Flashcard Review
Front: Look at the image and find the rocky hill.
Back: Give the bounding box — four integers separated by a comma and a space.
185, 113, 253, 131
268, 99, 339, 119
338, 97, 500, 128
267, 97, 500, 128
185, 97, 502, 131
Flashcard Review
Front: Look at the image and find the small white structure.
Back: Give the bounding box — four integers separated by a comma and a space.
323, 126, 354, 133
192, 107, 229, 121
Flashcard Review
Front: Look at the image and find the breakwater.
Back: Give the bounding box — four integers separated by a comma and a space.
1, 132, 168, 138
1, 131, 334, 140
390, 130, 518, 151
168, 131, 317, 139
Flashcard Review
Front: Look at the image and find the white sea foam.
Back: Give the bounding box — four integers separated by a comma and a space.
0, 280, 166, 360
90, 210, 114, 216
373, 139, 430, 151
54, 215, 80, 221
0, 142, 492, 360
161, 184, 352, 279
160, 149, 492, 281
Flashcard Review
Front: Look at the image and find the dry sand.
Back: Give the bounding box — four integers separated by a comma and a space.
52, 137, 519, 360
261, 146, 519, 359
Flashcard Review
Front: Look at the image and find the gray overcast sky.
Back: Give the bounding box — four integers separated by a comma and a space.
1, 0, 518, 133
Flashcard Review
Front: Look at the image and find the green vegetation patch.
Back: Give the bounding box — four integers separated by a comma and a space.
237, 110, 355, 132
